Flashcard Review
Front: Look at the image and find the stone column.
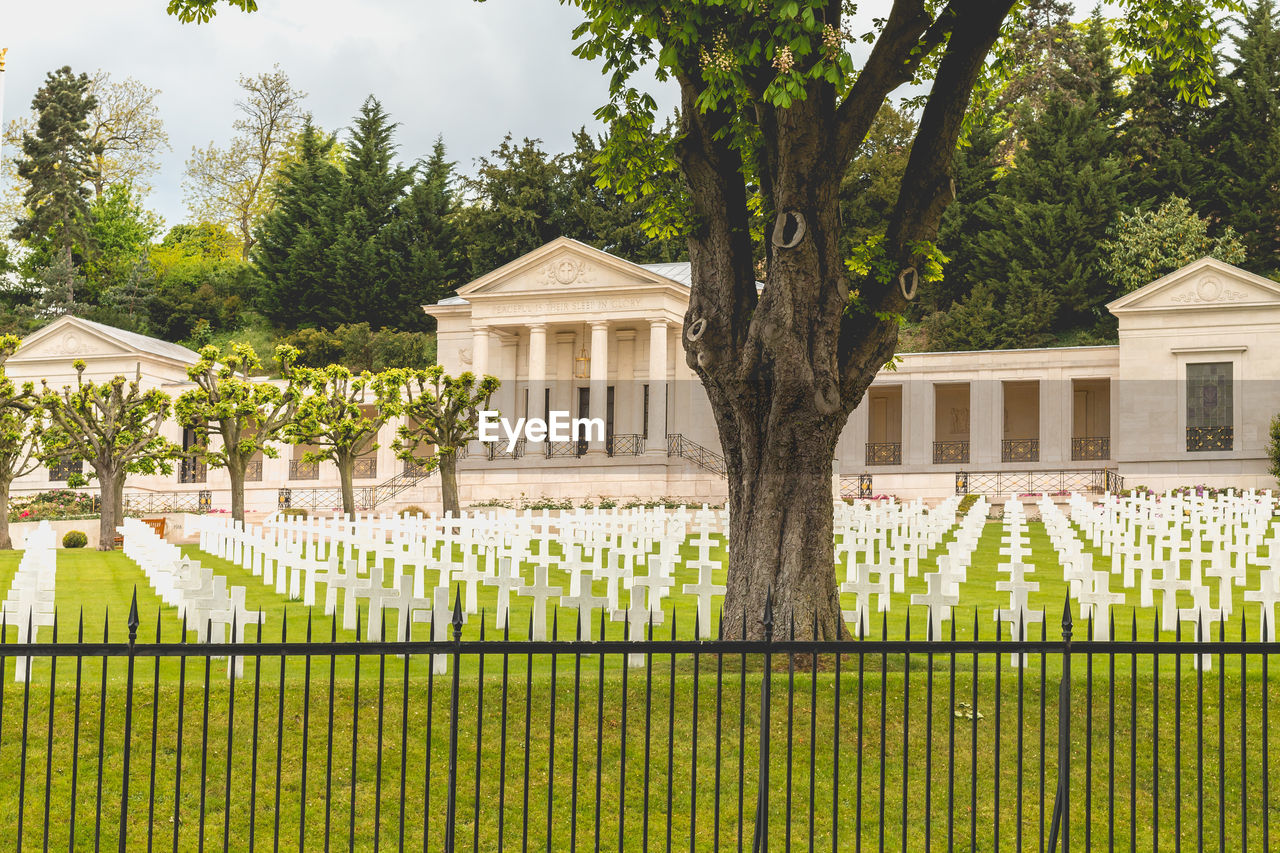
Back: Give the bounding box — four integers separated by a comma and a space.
615, 329, 636, 438
648, 319, 668, 455
971, 377, 1000, 466
527, 324, 547, 448
588, 321, 609, 453
470, 325, 491, 377
555, 331, 575, 415
904, 379, 933, 467
1041, 373, 1070, 466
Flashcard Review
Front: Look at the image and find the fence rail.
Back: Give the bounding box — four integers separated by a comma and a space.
0, 595, 1273, 852
956, 468, 1123, 497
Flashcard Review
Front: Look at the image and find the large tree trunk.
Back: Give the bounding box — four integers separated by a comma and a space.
98, 469, 124, 551
675, 6, 1011, 641
439, 452, 460, 517
0, 480, 12, 550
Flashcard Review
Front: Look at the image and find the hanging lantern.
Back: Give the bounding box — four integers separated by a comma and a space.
573, 324, 591, 379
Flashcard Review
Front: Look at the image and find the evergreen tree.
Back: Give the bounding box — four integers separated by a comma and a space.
458, 135, 579, 276
377, 138, 466, 327
1202, 0, 1280, 273
253, 118, 343, 327
11, 66, 102, 296
328, 96, 414, 328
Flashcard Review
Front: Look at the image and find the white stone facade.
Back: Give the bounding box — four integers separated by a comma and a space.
7, 248, 1280, 511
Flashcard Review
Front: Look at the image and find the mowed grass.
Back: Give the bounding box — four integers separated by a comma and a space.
0, 520, 1275, 850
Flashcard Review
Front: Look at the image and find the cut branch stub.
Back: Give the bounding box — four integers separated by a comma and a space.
687, 317, 708, 342
898, 266, 918, 301
771, 210, 807, 249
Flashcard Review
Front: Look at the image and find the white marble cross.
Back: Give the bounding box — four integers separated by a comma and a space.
516, 563, 563, 641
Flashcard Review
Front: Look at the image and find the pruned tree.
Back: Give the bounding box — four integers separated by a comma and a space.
284, 365, 404, 516
39, 363, 180, 550
0, 334, 41, 549
394, 366, 499, 516
184, 65, 306, 259
175, 342, 300, 523
167, 0, 1236, 638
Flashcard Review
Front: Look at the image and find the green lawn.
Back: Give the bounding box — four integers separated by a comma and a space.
0, 521, 1275, 850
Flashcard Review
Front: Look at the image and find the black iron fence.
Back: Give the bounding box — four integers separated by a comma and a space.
956, 468, 1123, 497
0, 598, 1275, 851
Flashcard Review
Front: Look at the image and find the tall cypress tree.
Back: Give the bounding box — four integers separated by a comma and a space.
253, 118, 344, 327
11, 66, 102, 293
1202, 0, 1280, 273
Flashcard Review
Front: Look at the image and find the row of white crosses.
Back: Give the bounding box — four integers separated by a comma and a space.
833, 495, 979, 636
993, 500, 1043, 665
191, 505, 729, 664
909, 496, 985, 639
1057, 489, 1280, 668
1, 522, 56, 681
120, 518, 262, 676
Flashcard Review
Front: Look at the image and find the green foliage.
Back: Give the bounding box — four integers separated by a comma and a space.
394, 366, 499, 472
254, 104, 465, 332
1199, 0, 1280, 273
146, 223, 255, 341
175, 341, 300, 519
398, 505, 425, 518
8, 490, 98, 522
280, 323, 436, 372
458, 131, 684, 280
284, 364, 405, 513
80, 183, 163, 304
62, 530, 88, 548
1102, 196, 1247, 293
38, 362, 180, 481
11, 66, 102, 268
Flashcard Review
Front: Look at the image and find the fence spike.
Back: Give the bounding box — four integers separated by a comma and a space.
128, 588, 139, 640
451, 589, 463, 639
1061, 596, 1073, 640
763, 588, 774, 640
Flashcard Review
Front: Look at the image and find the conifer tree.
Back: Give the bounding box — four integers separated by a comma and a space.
253, 118, 343, 327
11, 66, 102, 296
1202, 0, 1280, 273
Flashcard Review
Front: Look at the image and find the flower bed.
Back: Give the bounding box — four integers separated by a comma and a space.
9, 489, 100, 522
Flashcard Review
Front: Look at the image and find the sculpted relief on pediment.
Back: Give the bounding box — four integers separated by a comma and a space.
1167, 276, 1249, 305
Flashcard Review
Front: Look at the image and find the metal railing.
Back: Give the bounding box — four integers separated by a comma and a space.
288, 459, 320, 481
276, 486, 375, 512
0, 595, 1273, 851
1071, 436, 1111, 461
933, 440, 970, 464
1187, 426, 1233, 452
667, 433, 727, 477
606, 433, 645, 457
839, 473, 874, 499
353, 457, 378, 480
955, 469, 1123, 496
545, 440, 584, 459
122, 490, 213, 514
486, 439, 527, 461
865, 442, 902, 466
244, 460, 263, 482
177, 456, 207, 485
1002, 438, 1040, 463
47, 457, 83, 482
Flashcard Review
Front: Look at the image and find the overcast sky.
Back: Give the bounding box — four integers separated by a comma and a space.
1, 0, 691, 229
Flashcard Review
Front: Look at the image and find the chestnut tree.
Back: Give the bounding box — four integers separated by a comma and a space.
167, 0, 1233, 638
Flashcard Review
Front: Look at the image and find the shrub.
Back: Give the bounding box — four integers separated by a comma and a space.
62, 530, 88, 549
399, 505, 426, 518
957, 494, 980, 515
280, 508, 309, 519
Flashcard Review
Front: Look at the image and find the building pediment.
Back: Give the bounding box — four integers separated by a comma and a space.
456, 237, 683, 300
1107, 258, 1280, 314
9, 316, 199, 368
